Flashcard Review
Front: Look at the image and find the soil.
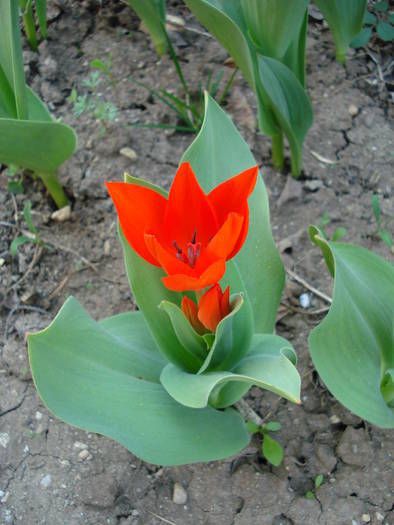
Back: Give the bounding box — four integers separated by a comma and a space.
0, 1, 393, 524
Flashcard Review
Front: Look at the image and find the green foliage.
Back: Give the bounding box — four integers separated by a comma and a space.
28, 94, 301, 465
309, 226, 394, 428
184, 0, 313, 178
126, 0, 167, 56
350, 0, 394, 48
10, 200, 45, 256
0, 0, 76, 208
19, 0, 47, 51
372, 194, 393, 250
69, 67, 118, 130
313, 0, 367, 62
306, 474, 324, 499
318, 212, 347, 242
246, 419, 284, 466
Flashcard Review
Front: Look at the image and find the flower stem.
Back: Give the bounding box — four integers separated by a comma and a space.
234, 398, 263, 427
271, 133, 284, 173
39, 172, 69, 209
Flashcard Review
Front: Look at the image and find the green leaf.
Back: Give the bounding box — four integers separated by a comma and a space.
306, 491, 314, 499
315, 474, 324, 488
160, 334, 301, 409
35, 0, 48, 39
376, 21, 394, 41
263, 421, 281, 432
309, 230, 394, 428
372, 194, 381, 224
374, 0, 388, 12
332, 227, 346, 241
0, 0, 27, 118
184, 0, 255, 88
126, 0, 167, 56
23, 200, 38, 235
314, 0, 367, 63
246, 420, 260, 434
119, 227, 201, 372
262, 434, 283, 466
10, 235, 33, 256
90, 59, 110, 75
256, 56, 313, 177
363, 11, 377, 25
0, 118, 76, 173
28, 297, 250, 466
389, 13, 394, 24
350, 26, 372, 48
378, 229, 393, 249
183, 93, 285, 334
159, 301, 208, 361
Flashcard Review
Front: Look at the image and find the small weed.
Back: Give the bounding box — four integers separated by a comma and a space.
69, 58, 118, 131
372, 194, 393, 250
319, 212, 347, 242
350, 0, 394, 49
306, 474, 324, 499
246, 420, 283, 467
10, 200, 46, 256
5, 165, 24, 195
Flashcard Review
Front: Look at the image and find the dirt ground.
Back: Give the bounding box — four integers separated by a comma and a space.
1, 1, 393, 524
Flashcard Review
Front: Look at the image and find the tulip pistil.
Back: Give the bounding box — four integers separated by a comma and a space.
173, 229, 201, 269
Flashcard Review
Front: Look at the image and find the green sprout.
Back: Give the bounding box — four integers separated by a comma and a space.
246, 420, 283, 467
372, 194, 393, 250
306, 474, 324, 499
318, 212, 347, 242
10, 200, 46, 256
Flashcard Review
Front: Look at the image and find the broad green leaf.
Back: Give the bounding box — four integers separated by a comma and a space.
376, 21, 394, 42
262, 434, 283, 466
313, 0, 367, 63
256, 56, 313, 177
26, 86, 52, 121
0, 118, 76, 173
0, 0, 27, 118
309, 228, 394, 428
184, 0, 255, 87
240, 0, 309, 65
28, 297, 250, 465
183, 93, 285, 334
159, 301, 208, 361
350, 26, 372, 48
160, 334, 300, 408
119, 228, 201, 372
198, 294, 252, 373
282, 11, 309, 87
126, 0, 167, 56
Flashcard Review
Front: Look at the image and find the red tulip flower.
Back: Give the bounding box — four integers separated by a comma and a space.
182, 284, 231, 334
106, 162, 258, 292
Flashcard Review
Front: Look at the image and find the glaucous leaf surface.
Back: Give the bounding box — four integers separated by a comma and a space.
309, 227, 394, 428
28, 297, 250, 465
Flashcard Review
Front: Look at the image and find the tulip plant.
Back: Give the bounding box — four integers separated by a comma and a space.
0, 0, 76, 208
28, 94, 302, 465
19, 0, 47, 51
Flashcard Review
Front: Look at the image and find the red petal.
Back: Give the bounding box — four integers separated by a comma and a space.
208, 166, 258, 258
198, 284, 222, 333
161, 162, 218, 249
181, 296, 206, 334
144, 234, 194, 276
106, 182, 166, 266
220, 286, 231, 318
162, 259, 226, 292
206, 212, 244, 260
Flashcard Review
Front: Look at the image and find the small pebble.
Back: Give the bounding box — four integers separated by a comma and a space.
119, 147, 137, 161
172, 482, 187, 505
0, 433, 10, 448
78, 449, 90, 460
362, 515, 371, 523
104, 240, 111, 256
299, 293, 311, 309
0, 257, 5, 266
40, 474, 52, 488
51, 205, 71, 222
304, 179, 323, 192
348, 104, 358, 116
35, 411, 43, 420
329, 414, 341, 424
0, 490, 4, 498
74, 441, 88, 450
375, 512, 384, 522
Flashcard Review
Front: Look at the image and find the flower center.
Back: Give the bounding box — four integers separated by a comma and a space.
173, 230, 201, 269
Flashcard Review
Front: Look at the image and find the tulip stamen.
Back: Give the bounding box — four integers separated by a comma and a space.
173, 230, 201, 269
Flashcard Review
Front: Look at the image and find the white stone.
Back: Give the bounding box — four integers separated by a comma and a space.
51, 205, 71, 222
40, 474, 52, 488
362, 515, 371, 523
78, 449, 89, 460
0, 433, 10, 448
73, 441, 88, 450
172, 482, 187, 505
119, 147, 137, 161
299, 293, 311, 309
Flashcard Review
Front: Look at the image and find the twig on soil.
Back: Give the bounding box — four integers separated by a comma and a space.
260, 397, 283, 425
6, 245, 43, 294
285, 267, 332, 304
234, 398, 263, 427
281, 303, 330, 316
146, 511, 176, 525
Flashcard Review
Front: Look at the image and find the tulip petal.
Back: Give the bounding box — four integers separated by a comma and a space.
208, 166, 258, 258
162, 162, 219, 248
144, 234, 194, 276
206, 212, 244, 260
181, 296, 207, 335
106, 182, 167, 266
198, 284, 222, 333
162, 259, 226, 292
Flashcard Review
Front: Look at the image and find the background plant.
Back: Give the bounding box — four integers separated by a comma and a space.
350, 0, 394, 49
126, 0, 167, 56
371, 194, 393, 251
19, 0, 47, 51
0, 0, 76, 208
246, 420, 284, 467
